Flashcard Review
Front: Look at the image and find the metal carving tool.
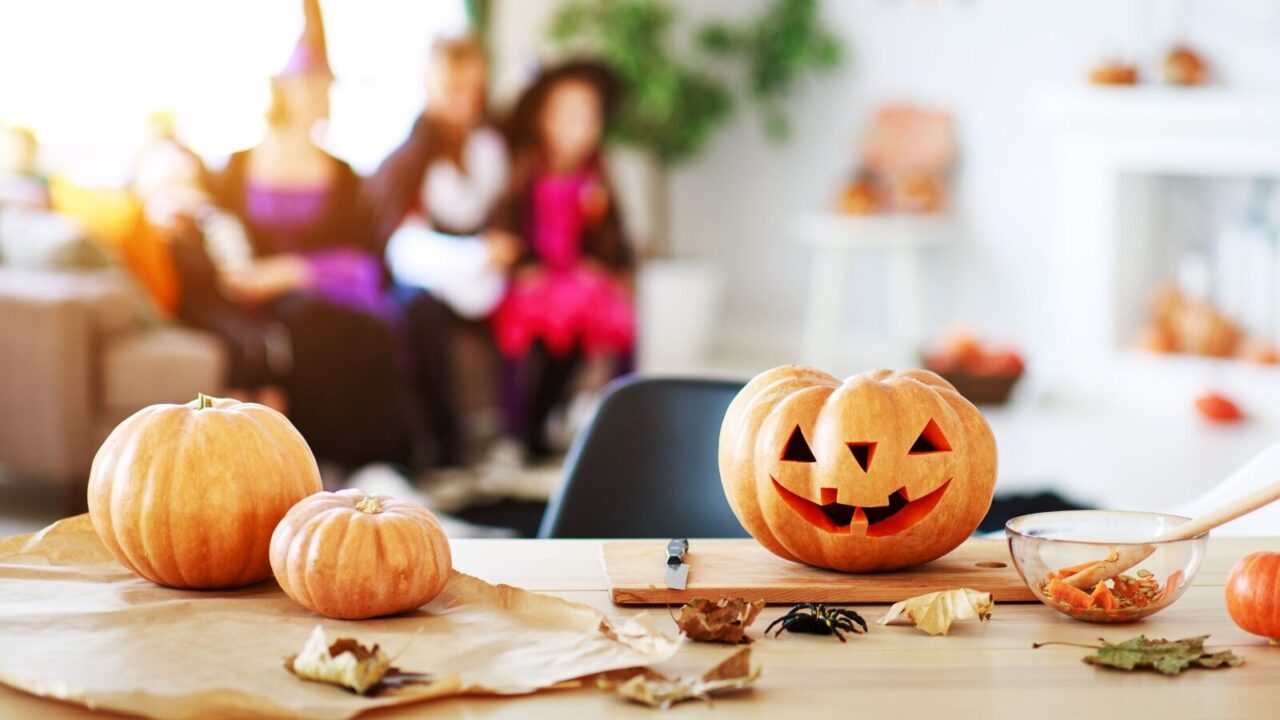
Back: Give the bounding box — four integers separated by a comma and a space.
665, 537, 690, 590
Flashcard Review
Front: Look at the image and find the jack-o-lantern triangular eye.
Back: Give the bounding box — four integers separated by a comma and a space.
909, 419, 952, 454
781, 425, 816, 462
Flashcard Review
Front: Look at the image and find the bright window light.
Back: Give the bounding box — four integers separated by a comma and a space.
0, 0, 468, 176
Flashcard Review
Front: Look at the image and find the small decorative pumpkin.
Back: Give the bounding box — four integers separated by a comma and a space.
270, 489, 452, 619
1225, 551, 1280, 643
719, 366, 997, 572
88, 394, 322, 589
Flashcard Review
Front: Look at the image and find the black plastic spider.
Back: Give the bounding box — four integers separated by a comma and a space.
765, 603, 868, 643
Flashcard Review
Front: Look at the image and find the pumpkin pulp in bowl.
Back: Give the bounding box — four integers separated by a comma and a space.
1006, 510, 1207, 623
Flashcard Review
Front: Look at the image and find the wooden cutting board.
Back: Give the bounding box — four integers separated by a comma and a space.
602, 538, 1036, 605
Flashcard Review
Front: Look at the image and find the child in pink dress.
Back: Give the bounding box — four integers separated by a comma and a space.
489, 61, 634, 459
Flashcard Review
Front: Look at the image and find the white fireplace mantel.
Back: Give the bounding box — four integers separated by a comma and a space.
979, 87, 1280, 512
1039, 87, 1280, 418
1038, 88, 1280, 175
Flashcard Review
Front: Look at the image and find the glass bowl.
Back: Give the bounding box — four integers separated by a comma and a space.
1006, 511, 1207, 623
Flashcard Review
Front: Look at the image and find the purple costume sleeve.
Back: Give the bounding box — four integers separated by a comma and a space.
240, 183, 396, 321
303, 248, 388, 315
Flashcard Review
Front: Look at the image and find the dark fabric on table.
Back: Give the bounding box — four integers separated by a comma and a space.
454, 500, 548, 539
978, 491, 1092, 534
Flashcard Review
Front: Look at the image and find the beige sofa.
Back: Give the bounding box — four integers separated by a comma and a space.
0, 267, 224, 492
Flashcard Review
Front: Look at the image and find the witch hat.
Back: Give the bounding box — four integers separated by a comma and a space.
279, 0, 332, 78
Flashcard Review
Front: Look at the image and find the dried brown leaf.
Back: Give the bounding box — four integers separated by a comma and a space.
596, 647, 760, 710
675, 598, 765, 644
284, 626, 430, 695
877, 588, 993, 636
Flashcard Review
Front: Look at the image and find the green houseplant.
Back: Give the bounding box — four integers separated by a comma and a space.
697, 0, 842, 140
549, 0, 842, 248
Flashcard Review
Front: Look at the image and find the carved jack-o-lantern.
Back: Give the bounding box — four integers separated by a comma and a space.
719, 366, 997, 572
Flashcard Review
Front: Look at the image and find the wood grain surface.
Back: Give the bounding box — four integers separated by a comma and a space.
1, 536, 1278, 720
603, 538, 1037, 604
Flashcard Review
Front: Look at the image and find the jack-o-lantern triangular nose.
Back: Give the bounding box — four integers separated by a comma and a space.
781, 425, 816, 462
847, 442, 876, 472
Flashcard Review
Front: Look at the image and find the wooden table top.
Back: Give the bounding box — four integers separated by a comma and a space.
3, 536, 1279, 719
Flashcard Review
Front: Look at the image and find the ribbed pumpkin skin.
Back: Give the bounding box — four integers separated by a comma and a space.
270, 490, 453, 620
87, 396, 322, 589
719, 366, 997, 573
1225, 552, 1280, 641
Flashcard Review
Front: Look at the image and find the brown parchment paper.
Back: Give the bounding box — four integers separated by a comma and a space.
0, 516, 681, 720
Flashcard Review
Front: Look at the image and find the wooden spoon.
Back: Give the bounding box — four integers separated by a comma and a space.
1064, 476, 1280, 590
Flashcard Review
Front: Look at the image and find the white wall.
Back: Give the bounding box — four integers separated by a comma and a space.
492, 0, 1280, 372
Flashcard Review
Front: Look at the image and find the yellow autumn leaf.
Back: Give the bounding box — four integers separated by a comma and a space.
283, 626, 430, 695
877, 588, 993, 636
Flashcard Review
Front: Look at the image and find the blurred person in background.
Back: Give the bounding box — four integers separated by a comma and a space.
366, 35, 511, 252
0, 125, 49, 209
183, 0, 413, 473
487, 61, 635, 463
0, 124, 108, 274
363, 35, 516, 469
135, 113, 279, 407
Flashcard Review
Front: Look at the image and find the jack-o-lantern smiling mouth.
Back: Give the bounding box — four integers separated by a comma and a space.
770, 477, 951, 537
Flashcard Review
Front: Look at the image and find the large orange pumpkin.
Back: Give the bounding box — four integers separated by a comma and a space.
88, 394, 322, 589
270, 490, 453, 620
1225, 551, 1280, 643
719, 366, 997, 572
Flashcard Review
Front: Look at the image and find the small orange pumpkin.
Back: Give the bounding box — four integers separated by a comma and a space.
1225, 551, 1280, 643
719, 366, 997, 572
88, 394, 322, 589
270, 490, 452, 619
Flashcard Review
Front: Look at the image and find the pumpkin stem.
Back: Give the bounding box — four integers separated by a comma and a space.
194, 393, 214, 410
355, 496, 383, 514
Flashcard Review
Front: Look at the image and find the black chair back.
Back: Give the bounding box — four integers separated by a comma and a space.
538, 376, 750, 538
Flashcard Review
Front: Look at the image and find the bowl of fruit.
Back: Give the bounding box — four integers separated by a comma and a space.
922, 328, 1025, 405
